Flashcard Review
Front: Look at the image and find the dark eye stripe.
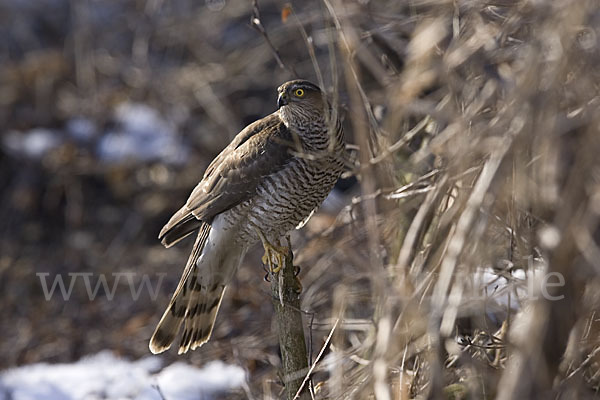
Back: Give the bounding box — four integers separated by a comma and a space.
298, 83, 319, 92
288, 80, 321, 93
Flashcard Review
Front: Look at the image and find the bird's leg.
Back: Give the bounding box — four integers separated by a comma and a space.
255, 228, 289, 274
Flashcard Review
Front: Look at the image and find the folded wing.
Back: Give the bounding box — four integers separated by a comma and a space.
159, 113, 295, 247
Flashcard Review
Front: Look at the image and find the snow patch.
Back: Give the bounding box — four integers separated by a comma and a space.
2, 129, 62, 159
157, 361, 246, 400
66, 118, 97, 142
0, 351, 245, 400
97, 103, 189, 165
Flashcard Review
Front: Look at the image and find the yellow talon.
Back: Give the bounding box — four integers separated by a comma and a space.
255, 229, 288, 274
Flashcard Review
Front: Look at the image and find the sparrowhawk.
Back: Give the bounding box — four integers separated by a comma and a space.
149, 80, 345, 354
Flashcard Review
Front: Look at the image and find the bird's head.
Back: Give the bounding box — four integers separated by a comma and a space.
277, 80, 324, 111
277, 79, 343, 152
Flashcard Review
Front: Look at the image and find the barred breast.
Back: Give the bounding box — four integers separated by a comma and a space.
220, 108, 345, 247
222, 153, 343, 245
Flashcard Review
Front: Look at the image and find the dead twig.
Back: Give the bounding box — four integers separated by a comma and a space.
251, 0, 299, 77
293, 319, 340, 400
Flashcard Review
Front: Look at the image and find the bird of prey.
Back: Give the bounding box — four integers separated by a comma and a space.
149, 80, 345, 354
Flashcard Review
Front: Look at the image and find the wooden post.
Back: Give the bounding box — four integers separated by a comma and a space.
270, 248, 311, 400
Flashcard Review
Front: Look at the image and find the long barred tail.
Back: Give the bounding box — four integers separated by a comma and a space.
150, 223, 227, 354
177, 277, 226, 354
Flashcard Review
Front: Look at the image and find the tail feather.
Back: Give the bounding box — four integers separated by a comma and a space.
149, 216, 245, 355
178, 283, 226, 354
149, 224, 209, 354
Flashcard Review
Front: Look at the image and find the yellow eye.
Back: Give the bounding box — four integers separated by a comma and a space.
294, 88, 305, 97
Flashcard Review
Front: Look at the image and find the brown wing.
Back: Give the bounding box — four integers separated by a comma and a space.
159, 113, 294, 247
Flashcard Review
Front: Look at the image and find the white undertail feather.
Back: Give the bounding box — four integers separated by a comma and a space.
295, 207, 316, 229
149, 216, 246, 354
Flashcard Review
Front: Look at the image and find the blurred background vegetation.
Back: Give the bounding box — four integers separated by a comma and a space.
2, 0, 600, 398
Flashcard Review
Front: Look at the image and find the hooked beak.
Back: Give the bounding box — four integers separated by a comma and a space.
277, 93, 288, 108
